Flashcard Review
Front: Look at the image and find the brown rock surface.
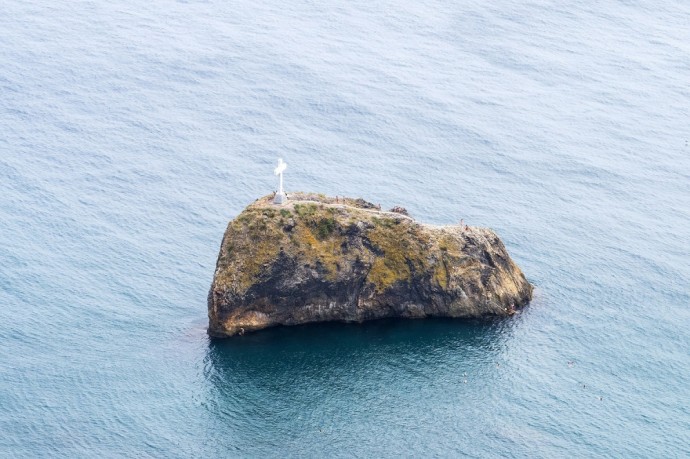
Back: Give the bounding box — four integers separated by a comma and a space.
208, 192, 533, 337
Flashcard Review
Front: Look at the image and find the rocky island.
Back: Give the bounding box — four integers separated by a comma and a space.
208, 193, 532, 337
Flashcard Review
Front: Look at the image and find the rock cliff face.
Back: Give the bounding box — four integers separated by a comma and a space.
208, 193, 533, 337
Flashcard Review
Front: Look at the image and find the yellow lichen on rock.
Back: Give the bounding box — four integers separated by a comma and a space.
366, 220, 415, 291
214, 207, 284, 293
432, 256, 449, 290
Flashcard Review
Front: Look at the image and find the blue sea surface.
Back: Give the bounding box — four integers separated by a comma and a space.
1, 1, 689, 457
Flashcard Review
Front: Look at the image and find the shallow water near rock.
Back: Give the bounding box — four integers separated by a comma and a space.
1, 1, 689, 457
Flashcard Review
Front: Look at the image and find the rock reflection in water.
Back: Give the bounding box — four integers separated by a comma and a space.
202, 318, 515, 456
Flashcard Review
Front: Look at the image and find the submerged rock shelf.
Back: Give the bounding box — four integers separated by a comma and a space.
208, 192, 532, 337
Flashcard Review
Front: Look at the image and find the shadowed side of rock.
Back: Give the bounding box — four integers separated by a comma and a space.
208, 194, 533, 337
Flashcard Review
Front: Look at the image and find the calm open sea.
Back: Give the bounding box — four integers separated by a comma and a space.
1, 1, 689, 457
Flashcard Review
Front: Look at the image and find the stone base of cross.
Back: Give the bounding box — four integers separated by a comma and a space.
274, 191, 286, 204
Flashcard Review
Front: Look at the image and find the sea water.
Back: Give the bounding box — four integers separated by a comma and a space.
0, 1, 688, 457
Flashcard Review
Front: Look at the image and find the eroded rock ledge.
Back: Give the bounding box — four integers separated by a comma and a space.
208, 192, 532, 337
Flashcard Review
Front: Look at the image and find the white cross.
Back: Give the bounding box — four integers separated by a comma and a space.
273, 158, 287, 204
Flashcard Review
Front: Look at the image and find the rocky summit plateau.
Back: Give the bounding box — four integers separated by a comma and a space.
208, 192, 533, 337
